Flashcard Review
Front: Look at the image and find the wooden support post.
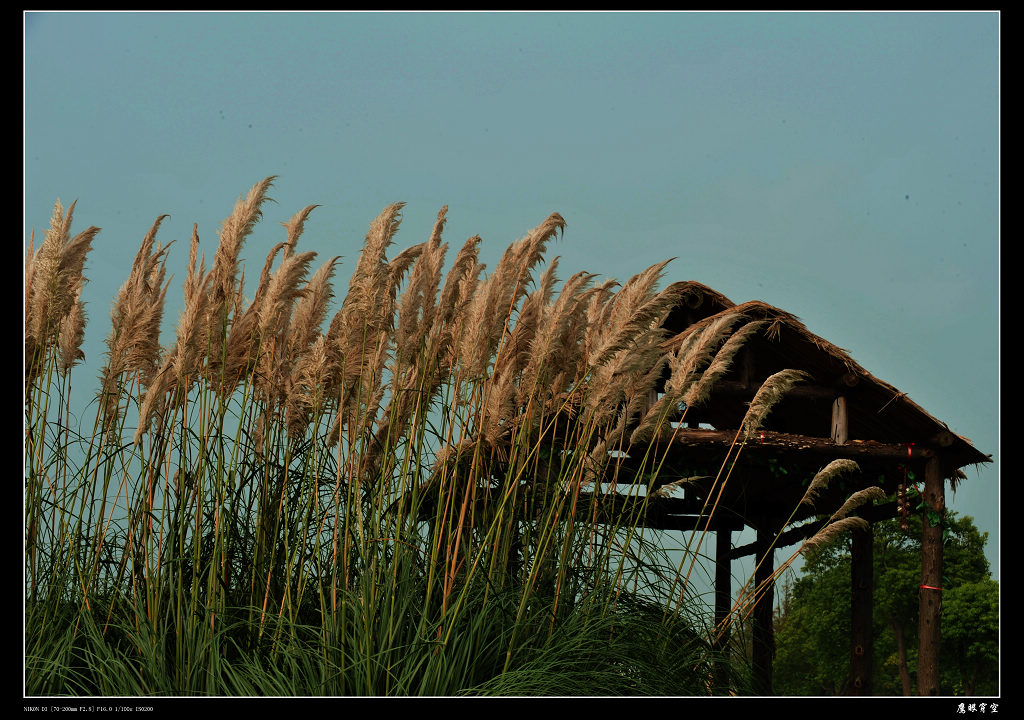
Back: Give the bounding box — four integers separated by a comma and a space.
849, 521, 873, 695
917, 455, 945, 695
752, 528, 775, 695
831, 395, 848, 445
714, 528, 732, 689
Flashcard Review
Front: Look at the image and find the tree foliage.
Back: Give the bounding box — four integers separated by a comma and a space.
773, 511, 998, 696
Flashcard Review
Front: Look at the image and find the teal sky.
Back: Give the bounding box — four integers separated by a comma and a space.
24, 11, 999, 577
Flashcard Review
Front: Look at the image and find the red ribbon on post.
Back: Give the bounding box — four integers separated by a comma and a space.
919, 585, 943, 591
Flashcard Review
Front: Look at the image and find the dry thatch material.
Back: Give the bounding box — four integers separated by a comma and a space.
659, 292, 989, 471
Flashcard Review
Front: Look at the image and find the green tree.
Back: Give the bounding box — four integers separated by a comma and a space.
772, 533, 852, 695
941, 578, 999, 695
773, 511, 997, 696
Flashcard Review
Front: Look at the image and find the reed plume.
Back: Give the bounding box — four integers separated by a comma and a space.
435, 234, 483, 364
651, 475, 708, 499
681, 319, 767, 408
628, 314, 762, 446
741, 369, 812, 439
171, 224, 211, 388
798, 458, 861, 508
799, 516, 869, 554
98, 216, 172, 436
135, 224, 211, 442
583, 260, 679, 430
663, 312, 743, 401
521, 268, 596, 418
27, 199, 76, 348
285, 333, 331, 439
362, 209, 451, 479
210, 176, 276, 308
585, 259, 676, 370
255, 249, 318, 410
203, 176, 276, 389
279, 257, 339, 439
457, 213, 565, 379
287, 257, 339, 359
25, 199, 100, 392
830, 485, 887, 520
394, 207, 446, 370
324, 202, 407, 452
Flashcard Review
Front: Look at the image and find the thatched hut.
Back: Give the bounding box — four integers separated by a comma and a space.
609, 281, 991, 695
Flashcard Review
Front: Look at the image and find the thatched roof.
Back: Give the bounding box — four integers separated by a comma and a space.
658, 285, 990, 472
661, 280, 736, 336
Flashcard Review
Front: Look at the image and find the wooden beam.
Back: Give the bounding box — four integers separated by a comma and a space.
575, 492, 745, 532
634, 514, 745, 533
665, 428, 935, 462
582, 491, 707, 516
729, 501, 897, 558
917, 455, 945, 695
849, 522, 873, 695
592, 430, 938, 490
697, 379, 859, 401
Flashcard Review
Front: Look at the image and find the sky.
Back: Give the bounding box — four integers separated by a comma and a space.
24, 10, 999, 581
